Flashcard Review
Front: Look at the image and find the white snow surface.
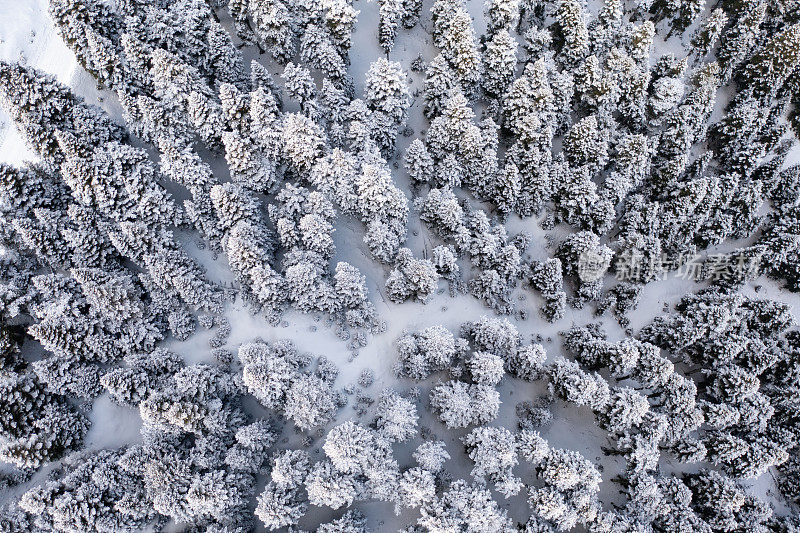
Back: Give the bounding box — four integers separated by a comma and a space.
0, 0, 799, 530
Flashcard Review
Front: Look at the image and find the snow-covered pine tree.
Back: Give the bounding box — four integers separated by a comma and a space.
386, 248, 440, 303
430, 0, 483, 90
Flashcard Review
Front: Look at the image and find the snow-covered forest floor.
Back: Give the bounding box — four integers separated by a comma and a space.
1, 0, 800, 531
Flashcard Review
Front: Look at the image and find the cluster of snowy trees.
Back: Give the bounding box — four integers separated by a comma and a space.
26, 0, 800, 320
400, 0, 800, 317
8, 342, 277, 531
6, 300, 798, 531
639, 292, 798, 481
37, 0, 414, 330
239, 340, 339, 430
0, 0, 799, 529
386, 302, 800, 531
553, 290, 800, 530
415, 186, 529, 312
396, 316, 546, 430
0, 62, 222, 332
0, 329, 88, 470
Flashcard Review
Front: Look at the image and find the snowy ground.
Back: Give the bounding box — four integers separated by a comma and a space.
1, 0, 799, 530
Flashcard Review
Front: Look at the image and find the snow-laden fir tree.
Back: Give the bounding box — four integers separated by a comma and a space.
396, 324, 465, 379
376, 389, 419, 442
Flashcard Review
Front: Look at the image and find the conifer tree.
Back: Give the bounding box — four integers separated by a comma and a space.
431, 0, 483, 90
483, 29, 518, 97
743, 23, 800, 97
690, 8, 727, 59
